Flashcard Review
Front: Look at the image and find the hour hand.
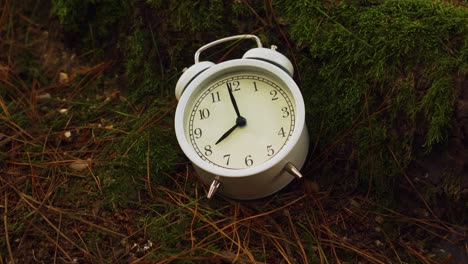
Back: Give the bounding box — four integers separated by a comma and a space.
215, 123, 238, 145
215, 116, 247, 145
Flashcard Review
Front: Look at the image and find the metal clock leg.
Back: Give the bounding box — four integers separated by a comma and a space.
207, 176, 221, 199
284, 162, 303, 180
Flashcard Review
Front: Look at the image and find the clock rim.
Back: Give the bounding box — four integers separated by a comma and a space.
175, 59, 306, 178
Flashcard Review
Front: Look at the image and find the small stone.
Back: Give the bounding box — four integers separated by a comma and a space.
64, 131, 72, 138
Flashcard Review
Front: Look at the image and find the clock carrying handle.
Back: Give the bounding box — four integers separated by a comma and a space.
194, 34, 263, 64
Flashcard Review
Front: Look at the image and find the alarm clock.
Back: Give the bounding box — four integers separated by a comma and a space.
174, 35, 309, 200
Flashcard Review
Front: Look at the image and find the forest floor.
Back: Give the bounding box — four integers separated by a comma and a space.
1, 1, 467, 263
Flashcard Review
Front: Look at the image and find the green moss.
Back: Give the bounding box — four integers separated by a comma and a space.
145, 0, 225, 33
123, 21, 170, 102
101, 102, 179, 208
275, 0, 466, 198
52, 0, 132, 51
138, 205, 191, 257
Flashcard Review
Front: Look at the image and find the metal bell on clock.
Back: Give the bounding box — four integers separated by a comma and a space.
175, 61, 215, 101
243, 45, 294, 77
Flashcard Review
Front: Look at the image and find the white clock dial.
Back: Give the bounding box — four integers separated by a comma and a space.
185, 73, 295, 169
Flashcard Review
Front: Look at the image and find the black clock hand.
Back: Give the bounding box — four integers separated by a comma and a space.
228, 86, 242, 118
216, 85, 247, 145
215, 116, 247, 145
215, 123, 238, 145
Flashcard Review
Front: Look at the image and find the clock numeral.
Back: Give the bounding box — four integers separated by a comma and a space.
227, 81, 240, 92
281, 107, 290, 118
278, 127, 286, 138
244, 155, 253, 166
253, 81, 258, 92
270, 90, 278, 101
194, 128, 202, 139
211, 91, 220, 103
223, 154, 231, 165
204, 145, 212, 156
199, 108, 210, 120
267, 145, 275, 157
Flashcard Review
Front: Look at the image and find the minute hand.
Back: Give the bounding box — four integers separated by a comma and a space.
228, 86, 242, 117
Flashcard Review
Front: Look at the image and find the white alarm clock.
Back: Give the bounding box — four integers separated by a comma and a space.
174, 35, 309, 200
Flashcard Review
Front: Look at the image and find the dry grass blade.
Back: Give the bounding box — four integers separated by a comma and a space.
270, 237, 293, 264
32, 224, 74, 263
303, 209, 328, 264
158, 195, 307, 263
379, 226, 403, 263
0, 95, 11, 118
0, 0, 11, 33
87, 163, 102, 193
195, 195, 307, 246
388, 145, 440, 220
68, 62, 112, 99
7, 179, 126, 238
136, 101, 177, 133
16, 190, 88, 253
285, 209, 308, 264
400, 241, 435, 264
3, 192, 14, 263
145, 134, 153, 198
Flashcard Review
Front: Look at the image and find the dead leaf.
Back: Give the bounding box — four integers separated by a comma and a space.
69, 159, 90, 171
59, 72, 69, 83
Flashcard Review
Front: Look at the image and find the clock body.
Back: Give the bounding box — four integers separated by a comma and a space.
175, 58, 309, 200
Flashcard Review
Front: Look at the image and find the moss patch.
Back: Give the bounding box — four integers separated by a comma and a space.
275, 0, 467, 199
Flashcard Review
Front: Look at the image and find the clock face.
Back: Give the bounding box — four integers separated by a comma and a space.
185, 72, 296, 169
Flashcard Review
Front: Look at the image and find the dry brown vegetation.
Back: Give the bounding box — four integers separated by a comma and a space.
1, 0, 467, 263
